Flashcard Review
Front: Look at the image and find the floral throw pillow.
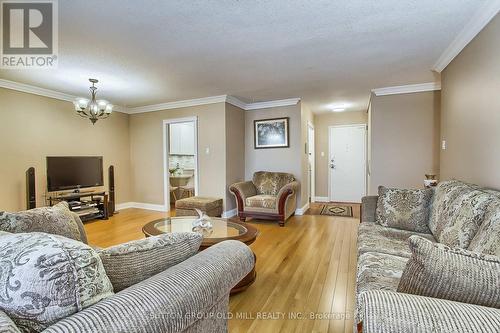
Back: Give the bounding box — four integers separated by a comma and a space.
0, 202, 84, 242
376, 186, 433, 233
0, 231, 113, 332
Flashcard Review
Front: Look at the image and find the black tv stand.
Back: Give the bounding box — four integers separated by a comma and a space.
48, 191, 109, 222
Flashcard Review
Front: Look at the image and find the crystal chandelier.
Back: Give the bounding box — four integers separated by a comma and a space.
73, 78, 113, 124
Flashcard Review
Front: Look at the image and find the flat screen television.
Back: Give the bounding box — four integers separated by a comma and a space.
47, 156, 104, 192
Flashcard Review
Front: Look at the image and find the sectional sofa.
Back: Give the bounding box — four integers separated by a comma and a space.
356, 180, 500, 332
0, 203, 254, 332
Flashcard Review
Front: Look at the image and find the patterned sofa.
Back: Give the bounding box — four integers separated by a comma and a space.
356, 180, 500, 332
229, 171, 299, 226
0, 204, 254, 333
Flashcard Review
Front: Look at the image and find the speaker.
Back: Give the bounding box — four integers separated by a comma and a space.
108, 165, 116, 216
26, 167, 36, 210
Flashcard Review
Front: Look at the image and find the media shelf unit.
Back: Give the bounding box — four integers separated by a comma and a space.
48, 191, 109, 222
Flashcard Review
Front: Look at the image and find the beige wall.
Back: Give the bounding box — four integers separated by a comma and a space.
129, 103, 228, 208
0, 88, 132, 212
225, 103, 245, 211
369, 91, 441, 194
244, 103, 304, 207
440, 15, 500, 189
300, 103, 313, 208
314, 111, 368, 198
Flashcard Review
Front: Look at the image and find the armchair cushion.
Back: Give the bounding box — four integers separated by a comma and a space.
0, 202, 85, 243
252, 171, 295, 196
376, 186, 433, 233
0, 231, 113, 332
98, 232, 202, 292
397, 236, 500, 308
245, 195, 277, 209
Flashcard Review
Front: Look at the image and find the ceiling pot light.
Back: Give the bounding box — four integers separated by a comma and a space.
332, 108, 345, 112
73, 79, 113, 124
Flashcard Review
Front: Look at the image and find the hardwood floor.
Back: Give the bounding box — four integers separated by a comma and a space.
84, 209, 359, 333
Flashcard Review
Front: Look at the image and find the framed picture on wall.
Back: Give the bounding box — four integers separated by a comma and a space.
254, 117, 290, 149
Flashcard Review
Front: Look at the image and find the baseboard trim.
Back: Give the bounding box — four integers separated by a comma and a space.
314, 196, 329, 202
222, 208, 237, 218
295, 202, 310, 216
116, 202, 168, 212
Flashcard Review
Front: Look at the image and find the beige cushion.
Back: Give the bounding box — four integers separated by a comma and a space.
0, 231, 113, 332
252, 171, 294, 196
397, 236, 500, 308
245, 195, 277, 209
0, 202, 84, 242
175, 196, 222, 211
376, 186, 433, 233
98, 233, 202, 292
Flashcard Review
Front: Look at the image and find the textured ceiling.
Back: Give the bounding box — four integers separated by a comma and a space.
0, 0, 483, 113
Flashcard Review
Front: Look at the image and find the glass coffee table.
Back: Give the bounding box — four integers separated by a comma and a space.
142, 216, 258, 294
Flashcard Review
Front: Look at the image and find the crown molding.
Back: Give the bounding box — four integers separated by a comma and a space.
0, 78, 75, 102
225, 95, 248, 110
127, 95, 228, 114
0, 78, 300, 114
0, 78, 129, 113
432, 0, 500, 72
244, 97, 301, 110
128, 95, 301, 113
371, 82, 441, 96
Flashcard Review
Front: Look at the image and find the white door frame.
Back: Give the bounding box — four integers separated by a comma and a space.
327, 123, 367, 202
163, 117, 199, 211
307, 121, 315, 203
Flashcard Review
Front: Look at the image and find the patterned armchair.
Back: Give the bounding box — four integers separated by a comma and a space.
229, 171, 299, 226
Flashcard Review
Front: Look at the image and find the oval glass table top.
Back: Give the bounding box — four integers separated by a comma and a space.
152, 217, 247, 238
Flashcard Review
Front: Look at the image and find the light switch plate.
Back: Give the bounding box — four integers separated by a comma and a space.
205, 147, 210, 154
441, 140, 446, 150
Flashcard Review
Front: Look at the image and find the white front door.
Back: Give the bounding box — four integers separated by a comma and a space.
329, 124, 366, 203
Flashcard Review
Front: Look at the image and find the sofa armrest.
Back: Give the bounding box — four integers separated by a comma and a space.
277, 181, 299, 200
43, 240, 254, 333
357, 290, 500, 333
0, 310, 20, 333
229, 181, 257, 211
70, 212, 88, 244
361, 196, 378, 223
277, 181, 299, 214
